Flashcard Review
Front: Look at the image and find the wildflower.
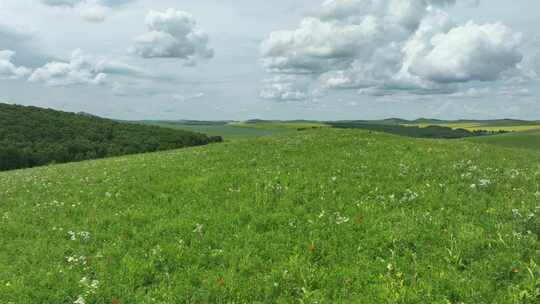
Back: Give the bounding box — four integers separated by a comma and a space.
335, 212, 350, 225
68, 231, 77, 240
470, 184, 477, 189
80, 277, 89, 286
478, 179, 491, 187
193, 223, 204, 234
512, 209, 521, 217
400, 189, 418, 203
90, 280, 99, 290
74, 296, 85, 304
79, 231, 91, 241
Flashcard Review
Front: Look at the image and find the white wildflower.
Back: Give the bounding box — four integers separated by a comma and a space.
90, 280, 99, 290
79, 232, 91, 241
510, 169, 520, 179
470, 184, 477, 189
512, 209, 521, 217
400, 189, 418, 203
74, 296, 85, 304
68, 231, 77, 241
335, 212, 350, 225
479, 179, 492, 187
193, 223, 204, 234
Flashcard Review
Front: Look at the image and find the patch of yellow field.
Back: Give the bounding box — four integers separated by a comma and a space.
404, 123, 540, 132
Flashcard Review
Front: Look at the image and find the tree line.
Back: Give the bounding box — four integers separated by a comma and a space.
329, 122, 510, 139
0, 103, 222, 171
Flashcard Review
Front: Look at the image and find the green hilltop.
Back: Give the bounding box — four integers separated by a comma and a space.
1, 128, 539, 303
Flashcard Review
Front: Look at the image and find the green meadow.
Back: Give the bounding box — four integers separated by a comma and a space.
469, 129, 540, 151
141, 122, 320, 140
1, 128, 540, 303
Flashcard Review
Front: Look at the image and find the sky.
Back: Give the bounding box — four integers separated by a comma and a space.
0, 0, 539, 121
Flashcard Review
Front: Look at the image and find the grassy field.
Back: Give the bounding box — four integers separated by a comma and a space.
1, 129, 540, 303
142, 122, 325, 140
142, 122, 282, 140
469, 129, 540, 151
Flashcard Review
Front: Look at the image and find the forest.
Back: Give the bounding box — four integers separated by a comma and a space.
0, 103, 222, 171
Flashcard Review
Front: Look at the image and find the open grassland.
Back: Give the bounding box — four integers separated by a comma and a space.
469, 129, 540, 151
143, 122, 327, 140
143, 122, 282, 140
406, 122, 540, 132
1, 129, 540, 303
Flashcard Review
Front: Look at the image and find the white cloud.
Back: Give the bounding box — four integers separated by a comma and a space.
260, 0, 523, 99
408, 22, 523, 83
0, 50, 31, 79
29, 49, 108, 86
132, 9, 214, 64
260, 75, 310, 101
79, 4, 109, 23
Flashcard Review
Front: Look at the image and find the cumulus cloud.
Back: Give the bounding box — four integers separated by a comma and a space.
29, 50, 107, 86
0, 50, 31, 79
132, 9, 214, 64
260, 76, 311, 101
27, 49, 148, 87
408, 22, 522, 83
260, 0, 524, 100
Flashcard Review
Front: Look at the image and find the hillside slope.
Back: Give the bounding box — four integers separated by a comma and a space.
469, 129, 540, 151
1, 129, 539, 303
0, 103, 222, 171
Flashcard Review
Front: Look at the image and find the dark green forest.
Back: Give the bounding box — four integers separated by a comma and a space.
328, 121, 509, 139
0, 103, 222, 171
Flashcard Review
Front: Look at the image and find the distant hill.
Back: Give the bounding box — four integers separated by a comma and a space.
0, 104, 222, 171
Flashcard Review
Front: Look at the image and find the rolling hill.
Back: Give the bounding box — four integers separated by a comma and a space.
1, 128, 539, 303
469, 129, 540, 150
0, 103, 222, 171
